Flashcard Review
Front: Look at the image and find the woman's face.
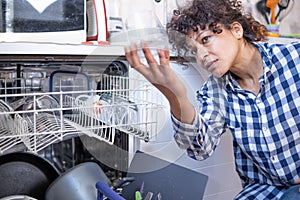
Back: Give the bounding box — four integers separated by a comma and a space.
187, 25, 241, 78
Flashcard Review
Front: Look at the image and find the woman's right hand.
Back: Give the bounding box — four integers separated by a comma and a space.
124, 42, 195, 124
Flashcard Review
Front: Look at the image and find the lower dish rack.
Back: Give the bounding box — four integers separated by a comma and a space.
0, 74, 166, 154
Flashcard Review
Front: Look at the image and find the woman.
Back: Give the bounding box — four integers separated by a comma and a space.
124, 0, 300, 199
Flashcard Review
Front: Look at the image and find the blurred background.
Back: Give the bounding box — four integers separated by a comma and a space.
117, 0, 299, 37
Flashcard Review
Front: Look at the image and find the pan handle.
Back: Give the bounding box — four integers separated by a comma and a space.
96, 181, 125, 200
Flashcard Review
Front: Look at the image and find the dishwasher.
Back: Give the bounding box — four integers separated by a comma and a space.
0, 43, 165, 199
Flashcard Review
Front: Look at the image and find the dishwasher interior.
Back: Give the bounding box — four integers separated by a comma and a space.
0, 54, 164, 197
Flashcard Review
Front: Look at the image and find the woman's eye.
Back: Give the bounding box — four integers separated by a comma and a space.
191, 47, 197, 55
186, 44, 197, 55
201, 36, 211, 44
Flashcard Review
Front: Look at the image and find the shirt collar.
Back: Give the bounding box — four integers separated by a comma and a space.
252, 42, 273, 75
223, 42, 273, 92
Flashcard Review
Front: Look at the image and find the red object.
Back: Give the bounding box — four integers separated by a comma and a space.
86, 0, 109, 41
81, 41, 110, 45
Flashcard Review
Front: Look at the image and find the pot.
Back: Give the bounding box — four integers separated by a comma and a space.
45, 162, 111, 200
0, 152, 60, 200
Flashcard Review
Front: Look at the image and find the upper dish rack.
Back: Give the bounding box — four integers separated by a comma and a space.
0, 72, 166, 154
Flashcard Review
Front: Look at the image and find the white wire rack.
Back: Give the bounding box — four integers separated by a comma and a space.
0, 74, 166, 153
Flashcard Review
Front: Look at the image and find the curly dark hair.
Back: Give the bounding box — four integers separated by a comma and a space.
166, 0, 268, 57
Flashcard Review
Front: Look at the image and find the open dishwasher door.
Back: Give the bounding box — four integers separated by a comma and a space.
122, 150, 208, 200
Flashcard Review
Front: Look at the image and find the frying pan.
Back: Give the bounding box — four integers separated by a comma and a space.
0, 152, 59, 200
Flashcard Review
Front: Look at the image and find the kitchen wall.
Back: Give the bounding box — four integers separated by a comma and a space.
118, 0, 300, 35
242, 0, 300, 34
123, 0, 299, 199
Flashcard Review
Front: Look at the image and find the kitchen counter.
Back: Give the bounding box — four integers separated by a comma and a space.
0, 42, 125, 56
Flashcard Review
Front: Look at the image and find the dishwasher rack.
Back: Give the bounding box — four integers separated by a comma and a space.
0, 73, 165, 154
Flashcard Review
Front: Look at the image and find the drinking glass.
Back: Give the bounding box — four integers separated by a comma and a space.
124, 11, 168, 48
121, 11, 169, 61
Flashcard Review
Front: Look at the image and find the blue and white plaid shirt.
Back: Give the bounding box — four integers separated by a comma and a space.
172, 41, 300, 199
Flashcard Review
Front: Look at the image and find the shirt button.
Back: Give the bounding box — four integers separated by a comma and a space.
271, 156, 278, 162
262, 127, 267, 132
271, 156, 275, 161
